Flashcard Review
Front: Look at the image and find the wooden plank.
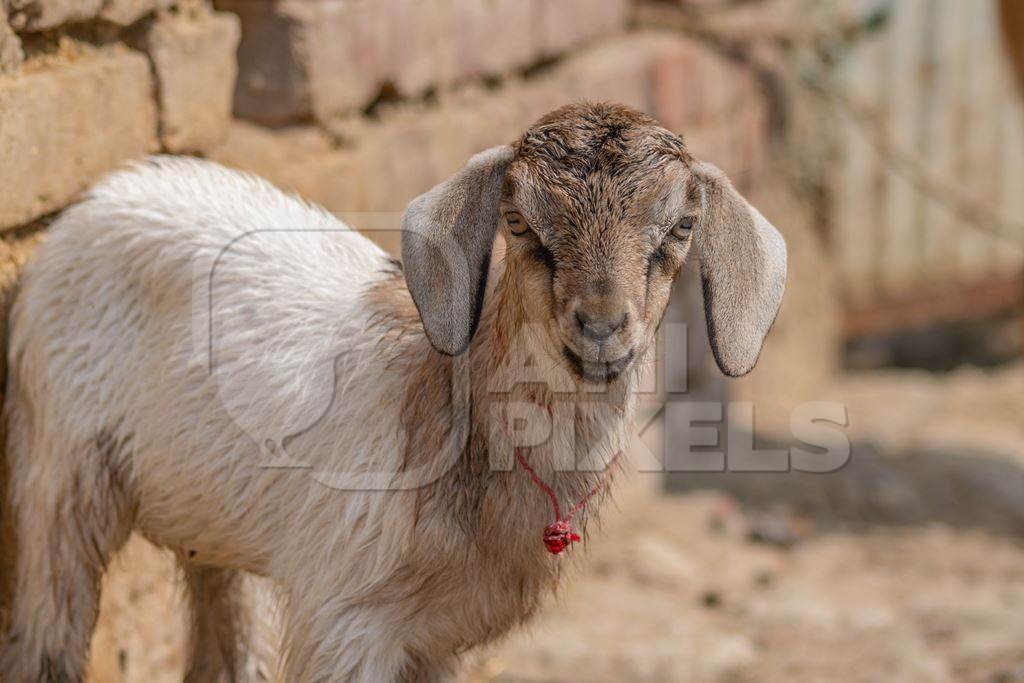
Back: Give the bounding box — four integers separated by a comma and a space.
866, 14, 893, 302
996, 26, 1024, 277
912, 0, 941, 279
880, 0, 925, 294
922, 0, 964, 281
958, 0, 1004, 280
835, 20, 886, 305
835, 0, 1024, 304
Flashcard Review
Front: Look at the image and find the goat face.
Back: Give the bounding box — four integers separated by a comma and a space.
499, 104, 697, 384
402, 102, 787, 381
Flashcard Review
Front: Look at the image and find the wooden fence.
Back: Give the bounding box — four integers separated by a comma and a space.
834, 0, 1024, 338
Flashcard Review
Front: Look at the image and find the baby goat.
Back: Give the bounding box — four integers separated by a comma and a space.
1, 102, 785, 682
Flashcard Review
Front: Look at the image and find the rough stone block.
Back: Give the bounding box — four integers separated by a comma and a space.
558, 33, 724, 120
214, 0, 311, 125
0, 47, 158, 229
441, 0, 535, 83
562, 39, 656, 114
302, 0, 394, 122
99, 0, 172, 26
147, 9, 240, 152
0, 12, 23, 75
219, 0, 593, 126
298, 0, 469, 121
384, 0, 444, 96
210, 32, 769, 252
7, 0, 104, 31
438, 92, 521, 163
532, 0, 630, 58
651, 40, 705, 133
517, 77, 572, 126
219, 0, 418, 124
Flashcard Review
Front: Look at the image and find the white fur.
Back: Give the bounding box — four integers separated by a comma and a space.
2, 157, 635, 682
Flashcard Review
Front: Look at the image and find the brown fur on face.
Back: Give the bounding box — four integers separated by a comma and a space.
500, 102, 698, 384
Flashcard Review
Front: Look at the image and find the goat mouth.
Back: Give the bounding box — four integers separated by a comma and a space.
562, 347, 635, 384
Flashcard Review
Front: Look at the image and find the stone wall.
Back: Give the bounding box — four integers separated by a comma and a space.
0, 0, 766, 242
211, 28, 767, 255
0, 1, 238, 230
0, 1, 779, 680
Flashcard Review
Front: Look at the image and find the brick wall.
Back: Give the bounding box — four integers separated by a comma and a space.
0, 1, 778, 679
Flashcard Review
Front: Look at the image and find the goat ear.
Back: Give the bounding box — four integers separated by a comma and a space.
401, 145, 515, 355
692, 162, 787, 377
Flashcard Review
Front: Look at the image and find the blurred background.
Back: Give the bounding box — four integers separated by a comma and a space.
1, 0, 1023, 681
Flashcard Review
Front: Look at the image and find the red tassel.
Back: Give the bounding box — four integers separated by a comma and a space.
543, 521, 582, 555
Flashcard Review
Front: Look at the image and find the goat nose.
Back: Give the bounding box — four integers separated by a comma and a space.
575, 308, 628, 342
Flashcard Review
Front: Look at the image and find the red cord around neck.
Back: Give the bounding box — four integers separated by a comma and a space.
503, 414, 622, 555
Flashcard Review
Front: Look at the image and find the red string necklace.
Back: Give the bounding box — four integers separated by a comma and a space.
513, 446, 622, 554
501, 412, 623, 555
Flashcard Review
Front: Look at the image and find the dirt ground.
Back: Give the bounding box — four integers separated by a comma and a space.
472, 491, 1024, 683
470, 363, 1024, 683
86, 362, 1024, 683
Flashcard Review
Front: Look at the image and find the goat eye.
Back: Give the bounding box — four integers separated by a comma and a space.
504, 212, 530, 236
671, 217, 694, 240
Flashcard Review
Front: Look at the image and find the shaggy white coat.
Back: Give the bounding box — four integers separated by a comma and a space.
2, 157, 632, 682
